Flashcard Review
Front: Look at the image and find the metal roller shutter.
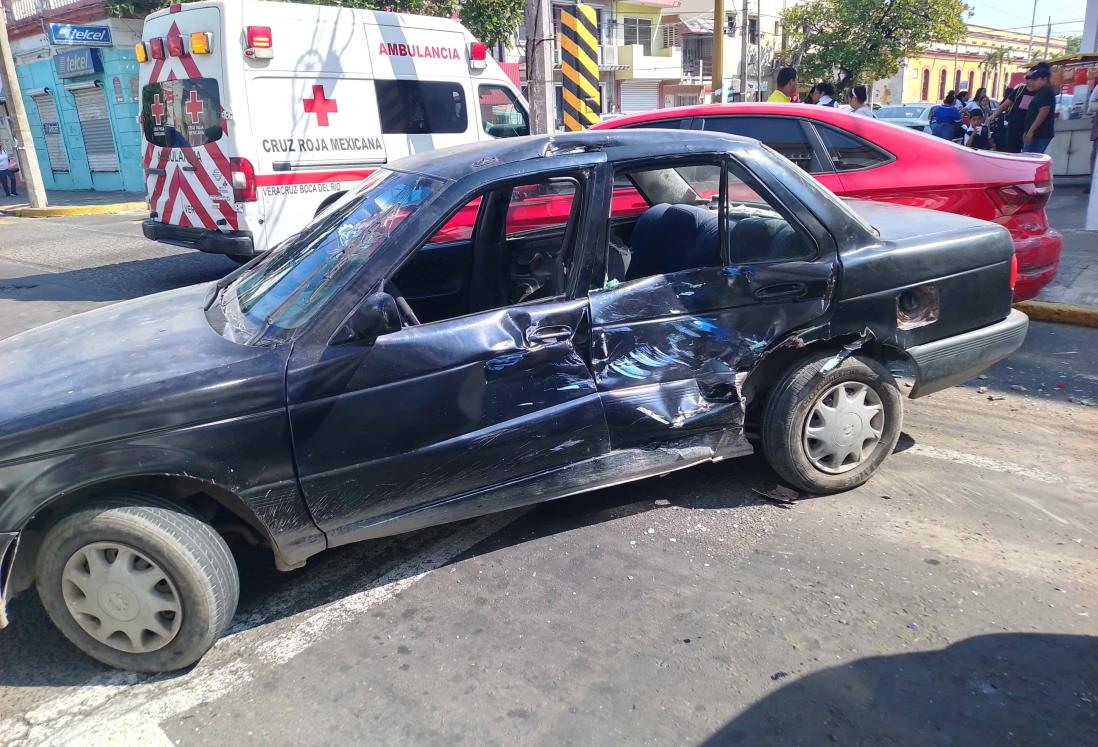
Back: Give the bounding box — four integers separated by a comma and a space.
72, 87, 119, 172
32, 94, 69, 172
619, 81, 660, 113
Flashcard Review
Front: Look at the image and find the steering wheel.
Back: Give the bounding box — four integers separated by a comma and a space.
384, 280, 420, 327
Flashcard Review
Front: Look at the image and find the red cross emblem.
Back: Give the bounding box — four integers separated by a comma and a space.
303, 84, 338, 127
150, 94, 166, 125
185, 89, 204, 125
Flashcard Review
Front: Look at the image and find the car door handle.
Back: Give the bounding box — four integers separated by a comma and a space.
754, 282, 807, 301
526, 325, 573, 345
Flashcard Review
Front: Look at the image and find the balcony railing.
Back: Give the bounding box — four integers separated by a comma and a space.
4, 0, 92, 23
682, 59, 713, 82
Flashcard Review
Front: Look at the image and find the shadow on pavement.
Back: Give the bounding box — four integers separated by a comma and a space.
0, 254, 236, 304
701, 633, 1098, 746
0, 453, 826, 689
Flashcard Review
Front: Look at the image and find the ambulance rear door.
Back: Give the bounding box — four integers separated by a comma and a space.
140, 4, 239, 238
243, 8, 386, 249
364, 16, 478, 157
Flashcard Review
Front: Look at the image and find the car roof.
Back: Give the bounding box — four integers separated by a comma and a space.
389, 129, 757, 181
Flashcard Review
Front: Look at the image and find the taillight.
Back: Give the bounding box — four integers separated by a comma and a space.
149, 37, 165, 60
468, 41, 488, 70
245, 26, 273, 59
229, 157, 257, 202
1009, 252, 1018, 291
167, 33, 185, 57
190, 32, 211, 55
989, 183, 1051, 216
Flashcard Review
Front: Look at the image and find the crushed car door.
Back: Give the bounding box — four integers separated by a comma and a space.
287, 173, 609, 547
588, 156, 837, 453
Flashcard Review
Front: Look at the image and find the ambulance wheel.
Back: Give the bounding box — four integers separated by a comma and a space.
315, 191, 347, 217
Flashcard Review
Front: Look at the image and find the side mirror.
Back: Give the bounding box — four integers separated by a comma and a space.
331, 292, 402, 345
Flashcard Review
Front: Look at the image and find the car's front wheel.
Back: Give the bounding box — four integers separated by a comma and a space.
36, 498, 239, 672
762, 352, 903, 494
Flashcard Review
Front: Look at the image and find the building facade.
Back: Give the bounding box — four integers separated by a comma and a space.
872, 24, 1071, 106
3, 0, 144, 192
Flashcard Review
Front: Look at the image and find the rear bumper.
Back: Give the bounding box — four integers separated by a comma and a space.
907, 309, 1028, 398
142, 220, 255, 258
0, 532, 18, 629
1010, 228, 1062, 302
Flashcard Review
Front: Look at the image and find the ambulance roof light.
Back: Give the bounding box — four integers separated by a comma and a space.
167, 34, 185, 57
469, 41, 487, 70
245, 26, 273, 59
149, 37, 165, 60
134, 41, 148, 64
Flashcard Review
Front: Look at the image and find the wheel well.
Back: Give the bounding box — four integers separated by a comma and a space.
10, 475, 275, 594
742, 334, 909, 439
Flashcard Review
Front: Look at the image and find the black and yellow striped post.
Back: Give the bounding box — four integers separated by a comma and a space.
559, 4, 601, 131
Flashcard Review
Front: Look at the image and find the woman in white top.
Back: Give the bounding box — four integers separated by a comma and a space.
0, 146, 17, 198
848, 85, 877, 118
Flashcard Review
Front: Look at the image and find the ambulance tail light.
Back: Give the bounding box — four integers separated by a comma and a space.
468, 41, 488, 70
230, 157, 257, 202
190, 32, 212, 55
149, 37, 165, 60
135, 42, 148, 63
245, 26, 273, 59
167, 34, 185, 57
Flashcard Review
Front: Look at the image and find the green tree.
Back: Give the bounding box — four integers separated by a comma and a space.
1065, 35, 1081, 55
780, 0, 968, 92
106, 0, 523, 50
980, 45, 1009, 94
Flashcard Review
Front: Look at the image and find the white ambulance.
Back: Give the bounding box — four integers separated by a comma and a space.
137, 0, 529, 259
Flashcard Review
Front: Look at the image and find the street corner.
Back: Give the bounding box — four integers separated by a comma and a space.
1016, 300, 1098, 328
0, 201, 147, 218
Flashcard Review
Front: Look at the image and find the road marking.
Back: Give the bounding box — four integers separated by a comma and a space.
0, 511, 521, 746
903, 444, 1065, 485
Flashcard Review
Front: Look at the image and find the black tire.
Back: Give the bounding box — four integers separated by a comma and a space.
36, 497, 239, 672
761, 352, 903, 494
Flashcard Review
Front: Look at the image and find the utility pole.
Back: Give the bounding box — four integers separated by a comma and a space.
712, 0, 724, 102
0, 6, 47, 207
739, 0, 748, 100
1042, 17, 1051, 62
525, 0, 555, 134
1026, 0, 1038, 62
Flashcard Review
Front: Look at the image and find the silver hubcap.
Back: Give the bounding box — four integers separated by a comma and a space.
61, 542, 182, 654
803, 381, 885, 474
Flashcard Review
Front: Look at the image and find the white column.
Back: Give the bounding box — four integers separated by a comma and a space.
1088, 0, 1098, 230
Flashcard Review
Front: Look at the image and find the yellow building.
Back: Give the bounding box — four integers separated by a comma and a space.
873, 24, 1070, 106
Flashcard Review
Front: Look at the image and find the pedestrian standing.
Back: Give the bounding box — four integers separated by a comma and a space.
0, 145, 18, 198
815, 82, 837, 107
969, 87, 988, 113
989, 85, 1021, 152
768, 67, 798, 103
848, 85, 875, 118
931, 92, 962, 139
1018, 65, 1056, 154
964, 109, 992, 150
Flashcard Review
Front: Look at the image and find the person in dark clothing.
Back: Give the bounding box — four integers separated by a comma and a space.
964, 109, 992, 150
931, 91, 962, 140
813, 82, 836, 107
989, 85, 1021, 152
1018, 65, 1056, 154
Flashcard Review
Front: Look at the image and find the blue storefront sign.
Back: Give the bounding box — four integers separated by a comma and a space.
54, 48, 104, 79
49, 23, 113, 47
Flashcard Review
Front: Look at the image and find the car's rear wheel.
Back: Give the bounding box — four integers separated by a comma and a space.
36, 498, 239, 672
762, 352, 903, 494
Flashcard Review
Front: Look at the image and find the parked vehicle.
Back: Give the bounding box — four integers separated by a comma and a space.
875, 104, 933, 132
137, 0, 528, 261
594, 103, 1061, 301
0, 131, 1026, 672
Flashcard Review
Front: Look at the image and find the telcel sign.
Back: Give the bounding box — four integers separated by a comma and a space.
49, 24, 113, 47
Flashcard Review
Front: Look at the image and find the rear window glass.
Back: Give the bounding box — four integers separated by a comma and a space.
700, 116, 816, 172
142, 79, 223, 148
814, 124, 892, 172
376, 80, 467, 135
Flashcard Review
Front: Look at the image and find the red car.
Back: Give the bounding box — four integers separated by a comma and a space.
593, 103, 1060, 301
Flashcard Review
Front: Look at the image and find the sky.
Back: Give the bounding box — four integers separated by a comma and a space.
965, 0, 1088, 39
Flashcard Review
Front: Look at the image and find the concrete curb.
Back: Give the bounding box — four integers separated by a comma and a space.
0, 202, 146, 218
1015, 300, 1098, 328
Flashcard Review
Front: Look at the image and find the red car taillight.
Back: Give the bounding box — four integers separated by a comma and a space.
989, 182, 1051, 216
229, 157, 256, 202
1010, 252, 1018, 291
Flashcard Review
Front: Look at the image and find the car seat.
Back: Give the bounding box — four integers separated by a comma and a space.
728, 216, 804, 262
626, 203, 721, 279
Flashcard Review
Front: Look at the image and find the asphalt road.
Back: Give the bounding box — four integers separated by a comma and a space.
0, 212, 1095, 746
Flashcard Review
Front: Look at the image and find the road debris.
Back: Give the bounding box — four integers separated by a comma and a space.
988, 394, 1006, 401
977, 386, 988, 394
1011, 384, 1027, 392
752, 486, 799, 507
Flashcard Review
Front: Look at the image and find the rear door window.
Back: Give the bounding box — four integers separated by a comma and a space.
812, 124, 893, 172
376, 80, 467, 134
698, 116, 821, 173
142, 79, 223, 148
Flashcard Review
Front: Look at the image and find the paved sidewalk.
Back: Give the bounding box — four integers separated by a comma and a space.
1040, 186, 1098, 308
0, 189, 145, 217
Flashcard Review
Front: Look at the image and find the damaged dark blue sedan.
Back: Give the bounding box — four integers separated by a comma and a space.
0, 131, 1027, 671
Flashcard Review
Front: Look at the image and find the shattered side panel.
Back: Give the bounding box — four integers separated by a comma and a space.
589, 262, 836, 449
